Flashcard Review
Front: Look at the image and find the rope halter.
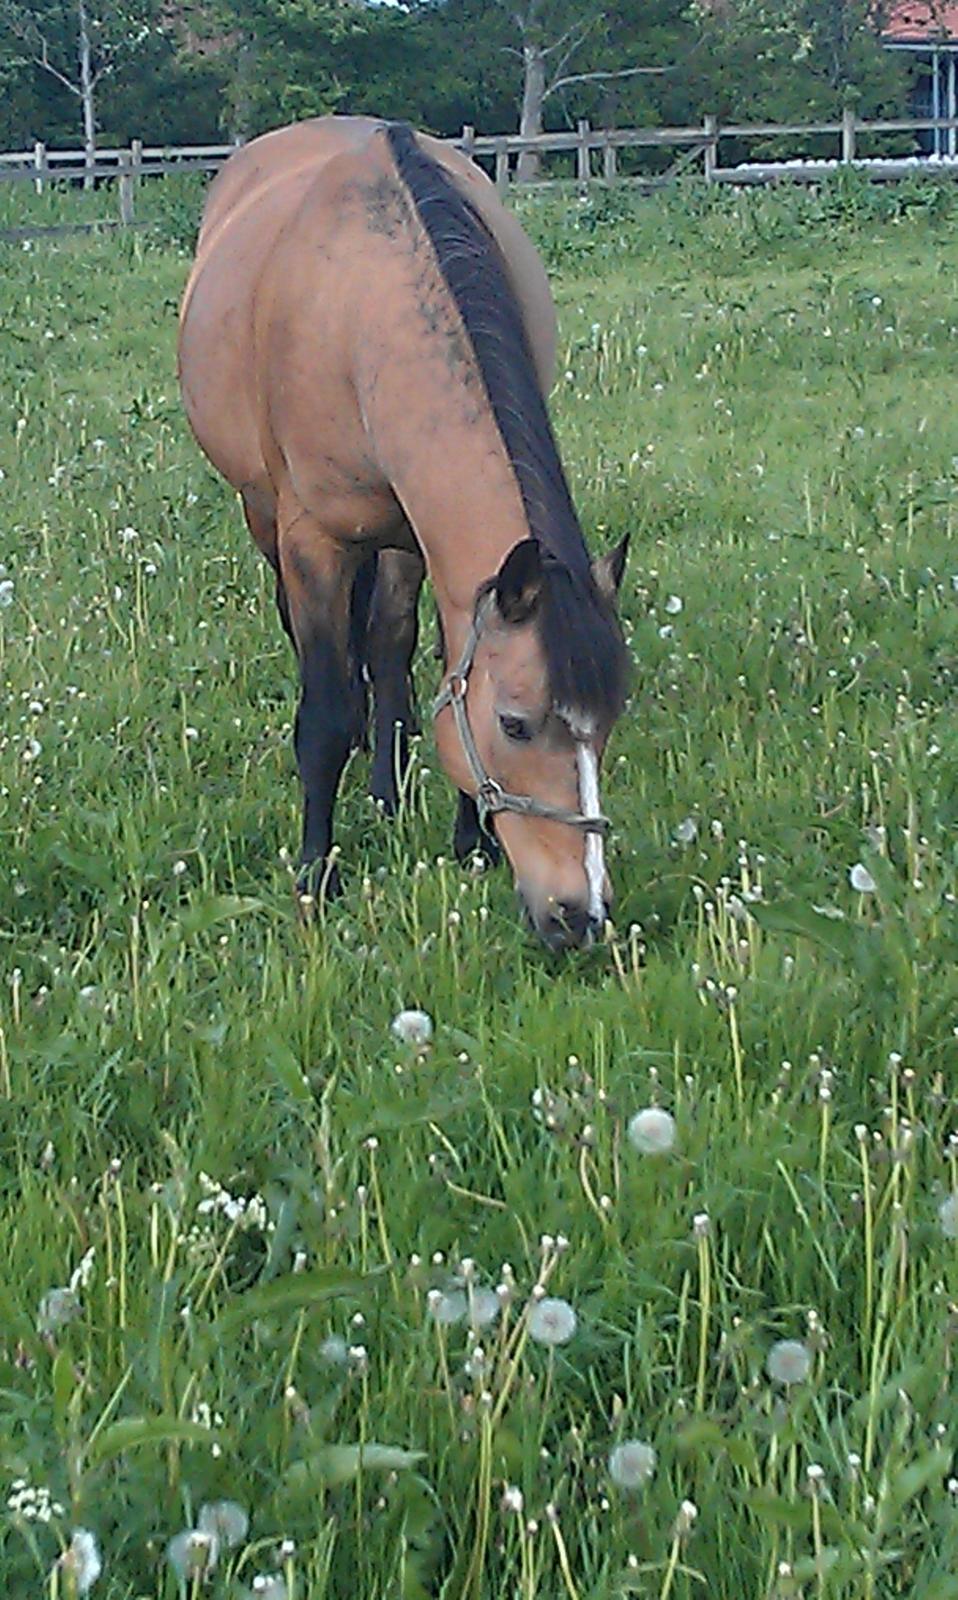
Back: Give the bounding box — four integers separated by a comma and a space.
432, 598, 610, 836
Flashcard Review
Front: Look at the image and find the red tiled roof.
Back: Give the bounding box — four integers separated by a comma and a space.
882, 2, 958, 42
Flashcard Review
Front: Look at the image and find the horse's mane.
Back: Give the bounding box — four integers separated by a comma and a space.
385, 121, 628, 730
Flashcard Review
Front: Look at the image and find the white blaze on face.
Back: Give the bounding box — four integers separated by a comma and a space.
575, 739, 605, 925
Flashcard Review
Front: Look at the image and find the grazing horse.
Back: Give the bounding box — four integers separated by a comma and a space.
178, 117, 629, 950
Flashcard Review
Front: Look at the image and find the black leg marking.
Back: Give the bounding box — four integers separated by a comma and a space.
366, 550, 425, 814
294, 631, 365, 899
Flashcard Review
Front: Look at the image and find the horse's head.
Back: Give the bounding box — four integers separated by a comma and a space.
435, 536, 629, 950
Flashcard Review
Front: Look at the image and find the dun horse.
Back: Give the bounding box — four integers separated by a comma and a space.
178, 117, 629, 950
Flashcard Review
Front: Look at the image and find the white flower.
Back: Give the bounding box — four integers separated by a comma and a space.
0, 579, 13, 607
628, 1107, 676, 1155
766, 1339, 812, 1386
608, 1439, 657, 1489
56, 1528, 102, 1594
391, 1009, 433, 1046
939, 1194, 958, 1239
167, 1529, 219, 1581
673, 817, 698, 845
198, 1500, 248, 1548
664, 594, 683, 615
38, 1287, 80, 1336
528, 1296, 577, 1346
501, 1484, 524, 1514
849, 863, 876, 894
22, 738, 41, 762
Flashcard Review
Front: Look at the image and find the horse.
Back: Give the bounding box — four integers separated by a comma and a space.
178, 117, 629, 951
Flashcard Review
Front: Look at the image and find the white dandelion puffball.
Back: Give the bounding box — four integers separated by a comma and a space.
430, 1289, 467, 1326
0, 579, 13, 607
849, 863, 876, 894
167, 1529, 219, 1581
608, 1439, 657, 1489
198, 1500, 249, 1549
528, 1296, 577, 1346
628, 1107, 677, 1156
56, 1528, 102, 1595
673, 816, 698, 845
467, 1287, 502, 1329
664, 594, 683, 615
766, 1339, 812, 1386
939, 1194, 958, 1239
37, 1287, 80, 1336
391, 1009, 433, 1046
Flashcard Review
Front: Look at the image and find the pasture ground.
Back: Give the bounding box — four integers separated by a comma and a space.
0, 172, 957, 1598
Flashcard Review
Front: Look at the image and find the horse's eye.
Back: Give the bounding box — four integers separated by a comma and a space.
499, 713, 533, 742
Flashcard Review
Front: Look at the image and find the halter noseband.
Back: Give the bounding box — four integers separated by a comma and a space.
432, 599, 610, 836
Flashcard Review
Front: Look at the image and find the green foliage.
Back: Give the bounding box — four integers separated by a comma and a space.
0, 177, 958, 1596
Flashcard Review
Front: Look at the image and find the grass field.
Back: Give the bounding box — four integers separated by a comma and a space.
1, 171, 958, 1598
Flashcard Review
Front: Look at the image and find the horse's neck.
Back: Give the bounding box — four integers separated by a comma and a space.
362, 370, 533, 645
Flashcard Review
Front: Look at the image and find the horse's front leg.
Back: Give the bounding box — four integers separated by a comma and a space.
278, 506, 364, 902
366, 548, 425, 813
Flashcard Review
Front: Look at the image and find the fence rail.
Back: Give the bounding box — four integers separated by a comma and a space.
5, 109, 958, 237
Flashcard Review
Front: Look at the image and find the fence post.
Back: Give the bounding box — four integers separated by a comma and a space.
461, 123, 475, 158
703, 115, 718, 182
34, 141, 47, 196
576, 118, 591, 182
118, 149, 135, 226
841, 104, 856, 163
494, 140, 509, 191
602, 135, 617, 182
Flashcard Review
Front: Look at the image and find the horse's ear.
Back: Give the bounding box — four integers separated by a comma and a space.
494, 539, 543, 624
592, 533, 630, 601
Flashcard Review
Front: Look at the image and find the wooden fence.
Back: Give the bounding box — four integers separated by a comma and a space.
5, 109, 958, 238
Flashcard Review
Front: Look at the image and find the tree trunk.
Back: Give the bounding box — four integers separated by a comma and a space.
517, 43, 546, 182
78, 0, 96, 190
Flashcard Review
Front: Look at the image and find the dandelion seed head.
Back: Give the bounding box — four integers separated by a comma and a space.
608, 1439, 656, 1489
198, 1500, 249, 1549
939, 1194, 958, 1239
627, 1106, 676, 1155
391, 1009, 433, 1046
849, 862, 876, 894
767, 1339, 812, 1386
528, 1296, 577, 1346
37, 1287, 80, 1336
167, 1528, 219, 1580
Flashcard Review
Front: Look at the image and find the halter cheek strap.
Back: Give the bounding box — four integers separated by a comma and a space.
432, 601, 610, 836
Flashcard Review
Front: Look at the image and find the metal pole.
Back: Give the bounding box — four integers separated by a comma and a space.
933, 46, 941, 157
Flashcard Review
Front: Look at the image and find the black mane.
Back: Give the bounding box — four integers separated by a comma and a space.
385, 121, 628, 728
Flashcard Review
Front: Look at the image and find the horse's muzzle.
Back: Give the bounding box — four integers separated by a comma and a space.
531, 898, 607, 952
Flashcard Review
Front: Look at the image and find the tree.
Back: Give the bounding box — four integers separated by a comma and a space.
0, 0, 155, 171
506, 0, 675, 177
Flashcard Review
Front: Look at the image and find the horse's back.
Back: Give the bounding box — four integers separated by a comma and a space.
178, 117, 557, 515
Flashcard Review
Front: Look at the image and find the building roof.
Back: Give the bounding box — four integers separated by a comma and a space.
882, 2, 958, 43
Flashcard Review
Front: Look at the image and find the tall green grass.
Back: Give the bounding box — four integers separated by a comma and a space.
0, 175, 957, 1597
